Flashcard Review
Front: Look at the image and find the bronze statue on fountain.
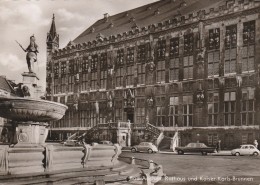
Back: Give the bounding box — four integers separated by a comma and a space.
16, 35, 39, 73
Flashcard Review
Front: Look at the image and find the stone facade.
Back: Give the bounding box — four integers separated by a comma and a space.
46, 0, 260, 149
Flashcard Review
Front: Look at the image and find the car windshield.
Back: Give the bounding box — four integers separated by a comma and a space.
187, 143, 196, 147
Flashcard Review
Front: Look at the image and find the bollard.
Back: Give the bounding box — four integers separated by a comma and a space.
131, 157, 135, 165
149, 160, 155, 170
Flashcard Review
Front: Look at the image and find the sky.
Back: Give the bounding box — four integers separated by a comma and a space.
0, 0, 157, 89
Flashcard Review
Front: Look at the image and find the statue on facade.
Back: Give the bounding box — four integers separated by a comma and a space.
16, 35, 39, 73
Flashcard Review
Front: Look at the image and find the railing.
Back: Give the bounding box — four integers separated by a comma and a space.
171, 131, 179, 151
156, 132, 164, 147
146, 123, 161, 135
80, 122, 131, 141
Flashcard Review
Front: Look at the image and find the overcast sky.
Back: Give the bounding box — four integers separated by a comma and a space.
0, 0, 157, 89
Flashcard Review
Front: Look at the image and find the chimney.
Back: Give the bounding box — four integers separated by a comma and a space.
104, 13, 109, 22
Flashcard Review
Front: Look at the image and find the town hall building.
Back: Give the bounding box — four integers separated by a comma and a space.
46, 0, 260, 149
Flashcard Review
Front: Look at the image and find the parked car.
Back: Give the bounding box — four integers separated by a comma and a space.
231, 145, 260, 156
175, 143, 216, 155
99, 140, 113, 145
131, 142, 158, 153
64, 139, 81, 146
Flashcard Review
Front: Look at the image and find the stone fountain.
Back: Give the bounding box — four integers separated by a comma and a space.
0, 36, 163, 184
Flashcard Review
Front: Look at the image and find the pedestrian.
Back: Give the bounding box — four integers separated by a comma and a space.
216, 140, 221, 153
253, 140, 258, 149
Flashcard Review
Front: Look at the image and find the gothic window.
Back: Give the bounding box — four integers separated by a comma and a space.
61, 62, 66, 76
208, 92, 219, 126
209, 28, 220, 50
243, 21, 255, 45
137, 63, 145, 85
137, 44, 147, 63
91, 55, 98, 72
156, 97, 165, 127
115, 100, 123, 122
99, 101, 107, 123
82, 57, 88, 73
208, 51, 220, 76
100, 71, 107, 90
136, 98, 145, 124
100, 53, 107, 70
241, 88, 255, 125
225, 25, 237, 74
170, 38, 179, 58
80, 110, 88, 127
183, 56, 193, 79
208, 78, 219, 89
184, 33, 194, 55
81, 73, 88, 91
116, 49, 124, 66
54, 63, 59, 78
54, 78, 59, 94
169, 58, 179, 81
157, 39, 166, 60
68, 76, 74, 92
116, 67, 124, 87
126, 47, 134, 64
156, 60, 165, 82
183, 33, 194, 79
89, 102, 97, 127
69, 60, 74, 74
90, 72, 97, 90
61, 77, 66, 93
126, 65, 134, 87
224, 92, 236, 126
183, 95, 193, 127
169, 96, 179, 127
242, 21, 255, 73
169, 38, 179, 81
208, 28, 220, 76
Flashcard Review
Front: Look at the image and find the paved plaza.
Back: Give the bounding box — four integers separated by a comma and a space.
120, 151, 260, 185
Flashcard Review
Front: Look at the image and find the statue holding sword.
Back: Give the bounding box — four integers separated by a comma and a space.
16, 35, 39, 73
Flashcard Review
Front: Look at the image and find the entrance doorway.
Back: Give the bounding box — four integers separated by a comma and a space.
127, 113, 134, 123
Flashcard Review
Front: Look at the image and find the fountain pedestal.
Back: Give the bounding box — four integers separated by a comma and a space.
14, 121, 48, 145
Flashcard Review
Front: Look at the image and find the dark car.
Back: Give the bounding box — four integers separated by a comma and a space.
175, 143, 216, 155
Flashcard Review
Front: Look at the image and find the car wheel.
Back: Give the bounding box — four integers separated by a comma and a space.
131, 148, 136, 153
202, 152, 207, 155
148, 149, 153, 154
253, 152, 259, 156
178, 150, 184, 155
235, 152, 240, 156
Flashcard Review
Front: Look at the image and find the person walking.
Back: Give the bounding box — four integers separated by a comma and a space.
216, 140, 221, 153
253, 140, 258, 149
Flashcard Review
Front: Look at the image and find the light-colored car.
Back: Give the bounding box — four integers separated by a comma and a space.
131, 142, 158, 153
64, 139, 81, 146
231, 145, 260, 156
99, 140, 113, 145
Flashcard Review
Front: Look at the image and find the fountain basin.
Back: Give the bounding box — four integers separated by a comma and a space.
0, 97, 68, 122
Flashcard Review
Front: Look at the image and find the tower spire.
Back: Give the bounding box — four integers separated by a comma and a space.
49, 14, 57, 39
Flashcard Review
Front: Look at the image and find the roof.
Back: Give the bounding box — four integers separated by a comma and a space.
47, 14, 58, 42
0, 76, 16, 95
73, 0, 224, 44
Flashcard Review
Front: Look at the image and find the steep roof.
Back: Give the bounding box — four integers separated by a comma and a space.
0, 76, 16, 95
73, 0, 224, 44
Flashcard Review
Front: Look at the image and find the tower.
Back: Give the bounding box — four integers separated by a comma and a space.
46, 14, 59, 100
47, 14, 59, 59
